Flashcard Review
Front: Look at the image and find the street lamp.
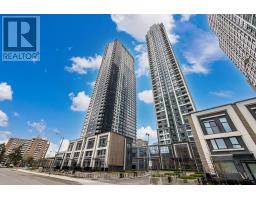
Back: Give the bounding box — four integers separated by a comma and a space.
50, 130, 64, 173
146, 133, 150, 171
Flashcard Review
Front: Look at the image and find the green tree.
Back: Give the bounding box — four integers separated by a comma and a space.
8, 146, 23, 166
0, 143, 6, 162
23, 156, 34, 167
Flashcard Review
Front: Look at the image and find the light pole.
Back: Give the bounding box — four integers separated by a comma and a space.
50, 131, 64, 173
146, 133, 150, 171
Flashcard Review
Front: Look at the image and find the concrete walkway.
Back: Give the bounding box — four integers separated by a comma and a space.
17, 169, 111, 185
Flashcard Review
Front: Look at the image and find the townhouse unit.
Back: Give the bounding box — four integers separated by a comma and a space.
189, 97, 256, 182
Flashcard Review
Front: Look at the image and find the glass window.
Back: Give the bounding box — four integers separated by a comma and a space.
97, 149, 106, 156
84, 160, 91, 167
76, 142, 82, 150
204, 122, 213, 134
98, 136, 108, 147
229, 137, 241, 149
210, 140, 218, 150
247, 104, 256, 120
210, 121, 219, 133
74, 152, 80, 158
160, 146, 169, 153
203, 120, 219, 134
87, 139, 95, 149
216, 161, 238, 174
68, 143, 73, 151
215, 139, 227, 149
149, 146, 159, 155
139, 148, 147, 157
219, 117, 232, 132
247, 163, 256, 179
85, 151, 92, 157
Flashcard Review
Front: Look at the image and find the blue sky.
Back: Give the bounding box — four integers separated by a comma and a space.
0, 14, 255, 155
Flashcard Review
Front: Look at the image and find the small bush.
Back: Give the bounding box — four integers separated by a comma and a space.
152, 173, 164, 177
164, 172, 177, 176
194, 172, 204, 175
179, 175, 197, 180
190, 173, 204, 178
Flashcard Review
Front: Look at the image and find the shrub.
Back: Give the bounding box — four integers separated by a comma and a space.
190, 173, 204, 178
194, 172, 204, 175
179, 175, 197, 180
164, 172, 177, 177
152, 173, 164, 177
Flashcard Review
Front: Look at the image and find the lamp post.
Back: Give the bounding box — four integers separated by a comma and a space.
50, 131, 64, 173
146, 133, 150, 171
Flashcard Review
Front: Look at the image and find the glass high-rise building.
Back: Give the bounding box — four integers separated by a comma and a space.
209, 14, 256, 88
146, 23, 196, 145
60, 40, 136, 170
145, 24, 203, 171
81, 40, 136, 140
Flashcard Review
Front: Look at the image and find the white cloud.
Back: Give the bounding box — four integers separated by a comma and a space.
87, 81, 96, 89
0, 110, 8, 127
180, 14, 194, 22
0, 82, 13, 101
182, 64, 209, 74
111, 14, 179, 43
181, 26, 225, 75
27, 119, 46, 133
0, 130, 11, 144
13, 112, 20, 117
65, 55, 102, 75
134, 44, 150, 77
137, 126, 157, 144
69, 91, 90, 112
209, 90, 234, 98
138, 90, 154, 104
111, 15, 179, 78
51, 128, 60, 134
46, 139, 70, 157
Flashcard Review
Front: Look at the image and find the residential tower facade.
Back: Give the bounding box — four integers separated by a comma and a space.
61, 40, 136, 170
81, 40, 136, 140
146, 23, 200, 170
208, 14, 256, 88
4, 137, 49, 161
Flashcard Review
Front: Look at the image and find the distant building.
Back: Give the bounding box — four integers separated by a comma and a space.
5, 137, 49, 161
209, 14, 256, 89
61, 40, 136, 171
189, 97, 256, 182
136, 139, 148, 147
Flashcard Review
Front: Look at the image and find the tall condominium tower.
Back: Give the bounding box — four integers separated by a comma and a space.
209, 14, 256, 88
81, 40, 136, 140
146, 23, 196, 146
61, 40, 136, 170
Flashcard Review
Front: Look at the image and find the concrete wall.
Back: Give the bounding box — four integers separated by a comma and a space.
108, 133, 125, 168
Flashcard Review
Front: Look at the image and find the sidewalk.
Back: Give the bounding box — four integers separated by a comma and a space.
16, 169, 111, 185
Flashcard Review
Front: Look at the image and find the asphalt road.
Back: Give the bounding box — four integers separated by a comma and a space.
0, 168, 151, 185
0, 168, 80, 185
